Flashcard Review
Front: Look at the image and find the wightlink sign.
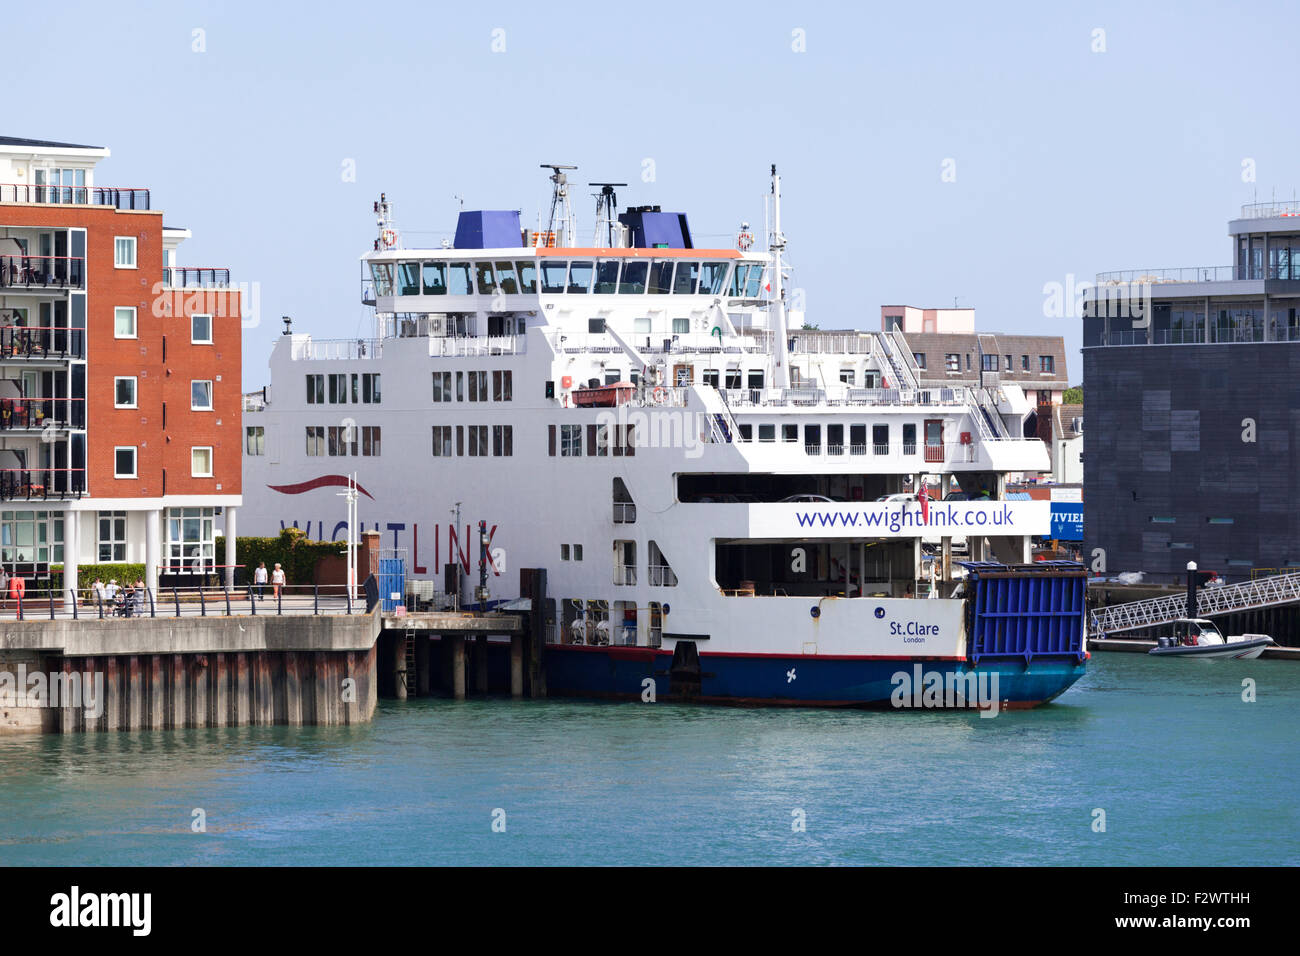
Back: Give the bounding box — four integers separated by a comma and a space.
749, 500, 1052, 539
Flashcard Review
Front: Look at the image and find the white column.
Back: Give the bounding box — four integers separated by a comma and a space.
63, 509, 79, 601
145, 508, 162, 595
224, 506, 237, 590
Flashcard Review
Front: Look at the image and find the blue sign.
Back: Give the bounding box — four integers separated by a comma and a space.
1049, 503, 1084, 541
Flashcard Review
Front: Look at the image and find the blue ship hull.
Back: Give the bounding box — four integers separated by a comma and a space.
543, 645, 1087, 710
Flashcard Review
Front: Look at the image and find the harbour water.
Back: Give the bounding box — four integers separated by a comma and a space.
1, 653, 1296, 866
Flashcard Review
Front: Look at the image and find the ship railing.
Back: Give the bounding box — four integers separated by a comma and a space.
292, 337, 384, 361
433, 334, 522, 356
788, 332, 875, 354
631, 386, 691, 408
872, 443, 890, 456
826, 443, 845, 456
849, 443, 868, 456
945, 442, 978, 463
647, 565, 677, 587
614, 565, 637, 586
612, 502, 636, 523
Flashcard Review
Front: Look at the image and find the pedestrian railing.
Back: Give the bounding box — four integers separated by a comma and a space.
0, 583, 363, 620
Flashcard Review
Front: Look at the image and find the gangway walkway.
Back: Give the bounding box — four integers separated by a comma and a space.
1090, 570, 1300, 636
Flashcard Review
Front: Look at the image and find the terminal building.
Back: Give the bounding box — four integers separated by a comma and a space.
0, 136, 241, 593
1083, 201, 1300, 583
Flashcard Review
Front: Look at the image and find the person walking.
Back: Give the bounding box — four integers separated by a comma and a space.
254, 561, 269, 600
271, 563, 286, 601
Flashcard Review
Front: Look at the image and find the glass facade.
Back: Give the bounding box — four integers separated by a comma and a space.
165, 507, 215, 574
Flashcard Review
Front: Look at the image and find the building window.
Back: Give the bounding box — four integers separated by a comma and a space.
493, 424, 513, 456
191, 380, 213, 410
492, 370, 513, 401
191, 446, 213, 477
1004, 354, 1012, 370
945, 353, 960, 372
114, 236, 136, 269
246, 425, 265, 455
114, 446, 137, 478
362, 373, 381, 404
306, 374, 324, 404
97, 511, 127, 562
114, 376, 137, 408
191, 313, 212, 344
114, 306, 137, 339
432, 425, 453, 457
573, 544, 583, 561
166, 507, 214, 574
305, 426, 325, 456
466, 425, 488, 457
362, 425, 382, 456
913, 353, 927, 370
1039, 355, 1055, 374
1021, 354, 1029, 370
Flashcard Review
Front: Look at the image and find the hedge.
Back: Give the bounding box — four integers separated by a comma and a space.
216, 527, 343, 587
47, 563, 147, 593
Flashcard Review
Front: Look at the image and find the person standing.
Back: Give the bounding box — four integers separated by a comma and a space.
271, 563, 286, 601
254, 561, 269, 600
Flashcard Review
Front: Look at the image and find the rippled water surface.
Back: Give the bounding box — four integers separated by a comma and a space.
1, 653, 1296, 865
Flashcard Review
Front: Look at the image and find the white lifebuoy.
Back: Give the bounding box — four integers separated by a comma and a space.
737, 231, 753, 251
380, 228, 397, 247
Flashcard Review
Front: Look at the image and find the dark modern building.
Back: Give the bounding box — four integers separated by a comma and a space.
1083, 201, 1300, 583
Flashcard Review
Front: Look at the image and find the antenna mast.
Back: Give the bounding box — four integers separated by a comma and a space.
589, 182, 627, 246
540, 164, 578, 247
373, 194, 397, 251
769, 164, 791, 389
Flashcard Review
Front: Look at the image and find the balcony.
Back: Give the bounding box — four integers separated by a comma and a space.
0, 184, 150, 210
0, 468, 85, 501
0, 396, 84, 430
163, 267, 230, 288
1240, 201, 1300, 220
0, 254, 85, 290
0, 325, 84, 361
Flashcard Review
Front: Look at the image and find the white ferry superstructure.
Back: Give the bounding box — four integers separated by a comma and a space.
240, 166, 1088, 708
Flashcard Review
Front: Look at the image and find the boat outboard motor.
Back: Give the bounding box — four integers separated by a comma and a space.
1157, 635, 1174, 648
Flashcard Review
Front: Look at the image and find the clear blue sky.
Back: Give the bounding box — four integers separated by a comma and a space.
10, 0, 1298, 387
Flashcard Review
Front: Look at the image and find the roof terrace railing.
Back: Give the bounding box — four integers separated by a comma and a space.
1094, 266, 1234, 285
0, 184, 150, 210
1240, 200, 1300, 220
163, 267, 230, 288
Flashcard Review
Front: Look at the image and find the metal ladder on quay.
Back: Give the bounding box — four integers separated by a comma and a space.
404, 627, 417, 695
1089, 570, 1300, 637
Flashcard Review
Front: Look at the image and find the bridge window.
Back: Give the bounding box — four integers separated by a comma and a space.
568, 260, 593, 293
804, 424, 821, 454
422, 261, 447, 295
647, 260, 674, 294
745, 264, 764, 297
475, 262, 496, 295
370, 262, 394, 296
700, 261, 730, 295
748, 369, 764, 389
494, 261, 519, 294
782, 424, 798, 442
594, 260, 620, 294
447, 262, 472, 295
540, 260, 568, 293
619, 260, 648, 294
515, 260, 537, 293
398, 261, 421, 296
673, 261, 700, 294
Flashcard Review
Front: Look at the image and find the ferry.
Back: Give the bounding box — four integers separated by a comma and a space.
240, 165, 1088, 710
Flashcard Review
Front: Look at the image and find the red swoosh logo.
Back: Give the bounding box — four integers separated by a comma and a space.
268, 475, 374, 498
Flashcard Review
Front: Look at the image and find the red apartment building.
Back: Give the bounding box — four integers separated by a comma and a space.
0, 135, 241, 595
